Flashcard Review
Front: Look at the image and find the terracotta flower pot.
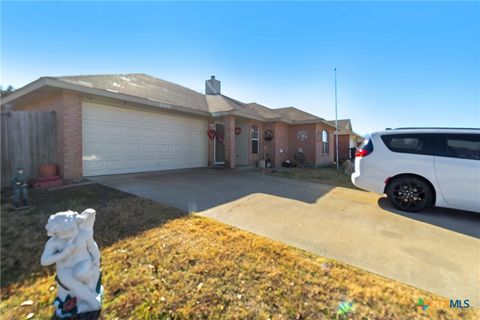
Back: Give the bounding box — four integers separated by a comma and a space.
39, 164, 57, 177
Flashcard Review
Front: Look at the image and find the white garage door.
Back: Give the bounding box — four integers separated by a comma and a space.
82, 102, 207, 176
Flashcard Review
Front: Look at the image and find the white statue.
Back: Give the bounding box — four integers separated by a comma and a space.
41, 209, 103, 318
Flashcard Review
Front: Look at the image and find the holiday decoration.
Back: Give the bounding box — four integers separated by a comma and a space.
216, 133, 225, 144
207, 128, 216, 140
297, 130, 308, 141
264, 129, 274, 141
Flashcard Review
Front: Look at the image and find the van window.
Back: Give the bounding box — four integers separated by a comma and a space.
381, 134, 435, 155
359, 136, 374, 152
443, 134, 480, 160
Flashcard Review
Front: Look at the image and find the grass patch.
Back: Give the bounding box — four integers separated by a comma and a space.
269, 166, 357, 189
1, 184, 478, 319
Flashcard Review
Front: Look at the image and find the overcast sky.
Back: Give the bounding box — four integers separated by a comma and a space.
1, 1, 478, 135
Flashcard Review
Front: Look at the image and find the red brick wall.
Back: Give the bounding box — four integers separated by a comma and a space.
14, 90, 83, 180
207, 119, 215, 167
274, 121, 289, 168
288, 124, 317, 165
224, 114, 235, 168
263, 122, 276, 166
62, 92, 83, 179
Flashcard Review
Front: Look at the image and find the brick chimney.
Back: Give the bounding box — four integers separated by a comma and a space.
205, 75, 221, 95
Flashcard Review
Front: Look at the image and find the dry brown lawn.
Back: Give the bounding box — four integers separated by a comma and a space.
269, 167, 357, 189
1, 184, 478, 319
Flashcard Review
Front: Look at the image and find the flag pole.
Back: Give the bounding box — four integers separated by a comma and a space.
334, 68, 339, 172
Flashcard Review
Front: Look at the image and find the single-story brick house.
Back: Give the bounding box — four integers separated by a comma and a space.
328, 119, 364, 161
2, 74, 336, 180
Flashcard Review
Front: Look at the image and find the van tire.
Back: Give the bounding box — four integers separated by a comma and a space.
386, 176, 433, 212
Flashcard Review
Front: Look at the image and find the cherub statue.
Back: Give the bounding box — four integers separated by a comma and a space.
41, 209, 103, 318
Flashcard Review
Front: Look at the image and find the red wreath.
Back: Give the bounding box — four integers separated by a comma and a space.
235, 127, 242, 135
207, 128, 216, 140
264, 129, 274, 141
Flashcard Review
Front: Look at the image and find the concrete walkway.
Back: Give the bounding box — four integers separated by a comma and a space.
90, 168, 480, 306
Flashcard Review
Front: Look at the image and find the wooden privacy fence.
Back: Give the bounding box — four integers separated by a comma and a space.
1, 111, 57, 188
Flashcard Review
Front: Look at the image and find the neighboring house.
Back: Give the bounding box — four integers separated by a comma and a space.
328, 119, 364, 161
1, 74, 336, 180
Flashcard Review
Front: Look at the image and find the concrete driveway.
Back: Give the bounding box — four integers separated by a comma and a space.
90, 168, 480, 306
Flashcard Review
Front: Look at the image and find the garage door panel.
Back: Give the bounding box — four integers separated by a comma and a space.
158, 144, 170, 154
105, 109, 124, 122
88, 107, 121, 122
142, 159, 157, 168
144, 113, 156, 122
84, 160, 103, 171
170, 145, 182, 154
143, 143, 158, 152
143, 128, 156, 138
124, 126, 142, 138
104, 124, 124, 135
123, 153, 140, 161
84, 141, 104, 152
124, 143, 141, 153
156, 130, 170, 139
84, 121, 102, 133
171, 158, 185, 168
104, 160, 123, 170
124, 111, 142, 124
124, 160, 142, 169
106, 143, 123, 152
83, 102, 207, 176
159, 121, 172, 129
156, 136, 170, 143
102, 152, 124, 161
170, 130, 183, 141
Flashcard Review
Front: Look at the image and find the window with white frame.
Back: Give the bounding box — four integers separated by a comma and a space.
251, 125, 259, 154
322, 130, 329, 154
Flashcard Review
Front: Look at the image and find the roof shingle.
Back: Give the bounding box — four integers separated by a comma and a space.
55, 73, 209, 112
49, 73, 332, 124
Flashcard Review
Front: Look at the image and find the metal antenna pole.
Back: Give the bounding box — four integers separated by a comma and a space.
334, 68, 339, 172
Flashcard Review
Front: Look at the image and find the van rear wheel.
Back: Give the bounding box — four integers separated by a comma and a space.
386, 176, 433, 212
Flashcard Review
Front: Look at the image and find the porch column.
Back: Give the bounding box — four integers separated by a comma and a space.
224, 114, 235, 168
207, 119, 215, 167
62, 91, 83, 180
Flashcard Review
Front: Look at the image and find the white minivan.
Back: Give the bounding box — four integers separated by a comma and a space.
351, 128, 480, 213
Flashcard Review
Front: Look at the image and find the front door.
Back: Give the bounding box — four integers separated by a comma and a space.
214, 123, 225, 164
235, 119, 248, 165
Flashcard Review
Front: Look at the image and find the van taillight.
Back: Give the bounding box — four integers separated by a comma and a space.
355, 138, 374, 157
355, 149, 370, 157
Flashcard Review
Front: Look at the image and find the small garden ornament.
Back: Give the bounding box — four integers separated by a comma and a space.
41, 209, 103, 319
10, 167, 29, 209
294, 148, 307, 167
